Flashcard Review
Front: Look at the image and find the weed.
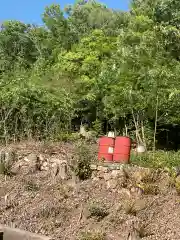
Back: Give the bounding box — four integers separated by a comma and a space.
142, 183, 159, 195
39, 204, 68, 218
24, 180, 40, 192
55, 132, 80, 142
175, 176, 180, 195
108, 213, 125, 226
175, 183, 180, 195
134, 224, 151, 238
123, 200, 137, 216
78, 231, 105, 240
88, 203, 109, 221
141, 170, 159, 184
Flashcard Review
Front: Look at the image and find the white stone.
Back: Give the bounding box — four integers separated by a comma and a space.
107, 179, 117, 189
97, 166, 108, 172
38, 154, 44, 162
51, 162, 57, 168
111, 170, 121, 179
24, 157, 29, 162
93, 177, 99, 182
59, 163, 68, 180
42, 161, 48, 167
119, 188, 131, 198
90, 164, 97, 170
104, 172, 112, 181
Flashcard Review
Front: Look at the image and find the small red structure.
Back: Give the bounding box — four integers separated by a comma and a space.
98, 137, 115, 162
113, 136, 131, 163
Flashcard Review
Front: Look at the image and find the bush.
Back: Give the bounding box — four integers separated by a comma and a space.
88, 203, 109, 221
54, 132, 80, 142
0, 82, 74, 143
73, 141, 93, 180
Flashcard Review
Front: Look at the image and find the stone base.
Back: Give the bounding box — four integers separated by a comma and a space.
0, 225, 50, 240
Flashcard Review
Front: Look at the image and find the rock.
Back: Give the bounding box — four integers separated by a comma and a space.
111, 169, 125, 179
104, 172, 112, 181
11, 162, 21, 175
118, 188, 131, 198
127, 231, 141, 240
22, 153, 39, 173
24, 157, 29, 162
130, 187, 143, 197
37, 154, 44, 162
92, 177, 99, 182
40, 165, 49, 171
97, 171, 104, 179
111, 170, 120, 179
50, 160, 69, 180
50, 163, 59, 176
133, 199, 147, 212
90, 164, 97, 170
97, 166, 108, 172
58, 162, 68, 180
42, 161, 48, 167
91, 171, 97, 179
50, 157, 59, 163
26, 153, 37, 162
107, 179, 118, 189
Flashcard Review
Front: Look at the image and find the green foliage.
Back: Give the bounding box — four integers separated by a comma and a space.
131, 151, 180, 169
0, 21, 38, 72
74, 142, 93, 180
0, 0, 180, 150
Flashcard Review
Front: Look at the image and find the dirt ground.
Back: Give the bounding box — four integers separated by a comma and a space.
0, 142, 180, 240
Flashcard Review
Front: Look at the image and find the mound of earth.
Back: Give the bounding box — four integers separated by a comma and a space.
0, 142, 180, 240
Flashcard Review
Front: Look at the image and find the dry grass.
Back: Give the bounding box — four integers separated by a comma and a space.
122, 200, 138, 216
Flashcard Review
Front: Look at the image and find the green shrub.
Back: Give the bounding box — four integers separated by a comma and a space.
54, 132, 80, 142
78, 231, 105, 240
88, 203, 109, 221
92, 119, 103, 135
143, 184, 159, 195
73, 142, 93, 180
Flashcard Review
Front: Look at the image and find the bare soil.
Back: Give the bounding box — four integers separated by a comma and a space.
0, 142, 180, 240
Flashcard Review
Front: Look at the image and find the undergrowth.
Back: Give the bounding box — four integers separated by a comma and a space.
131, 150, 180, 169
